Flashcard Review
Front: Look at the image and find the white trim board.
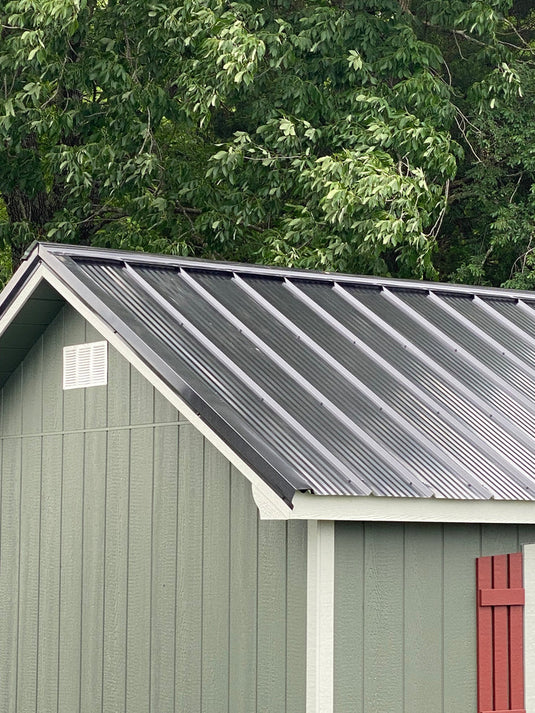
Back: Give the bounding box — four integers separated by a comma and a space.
524, 543, 535, 713
288, 492, 535, 524
306, 520, 335, 713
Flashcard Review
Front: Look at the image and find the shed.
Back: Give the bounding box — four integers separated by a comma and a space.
2, 241, 535, 713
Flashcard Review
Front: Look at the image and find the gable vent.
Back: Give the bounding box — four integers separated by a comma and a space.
63, 341, 108, 390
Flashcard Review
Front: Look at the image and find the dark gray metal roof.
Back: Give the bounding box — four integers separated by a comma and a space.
5, 242, 535, 504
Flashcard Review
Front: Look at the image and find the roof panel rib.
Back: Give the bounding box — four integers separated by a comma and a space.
5, 242, 535, 502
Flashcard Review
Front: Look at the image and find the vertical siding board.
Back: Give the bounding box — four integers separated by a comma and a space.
106, 346, 130, 429
2, 366, 22, 436
62, 308, 86, 432
518, 525, 535, 548
333, 522, 364, 713
80, 431, 106, 713
201, 443, 231, 713
228, 468, 258, 713
404, 524, 443, 713
0, 438, 21, 713
42, 309, 64, 433
257, 519, 287, 713
130, 366, 154, 426
84, 323, 108, 431
37, 435, 62, 713
508, 552, 524, 710
102, 429, 129, 713
285, 519, 307, 713
492, 555, 510, 710
175, 424, 204, 713
151, 424, 179, 713
443, 524, 480, 713
363, 523, 404, 713
17, 437, 41, 713
58, 432, 84, 713
481, 525, 520, 556
125, 427, 153, 713
21, 337, 43, 434
154, 388, 179, 424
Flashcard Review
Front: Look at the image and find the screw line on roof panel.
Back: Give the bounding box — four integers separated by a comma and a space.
383, 288, 535, 427
238, 275, 495, 500
301, 282, 535, 498
178, 267, 431, 497
334, 283, 535, 460
122, 262, 374, 496
283, 279, 535, 499
428, 291, 535, 392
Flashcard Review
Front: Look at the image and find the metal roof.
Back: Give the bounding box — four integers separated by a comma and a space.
5, 242, 535, 505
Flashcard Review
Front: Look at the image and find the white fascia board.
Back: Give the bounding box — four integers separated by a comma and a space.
39, 268, 291, 520
524, 543, 535, 713
291, 492, 535, 524
307, 520, 334, 713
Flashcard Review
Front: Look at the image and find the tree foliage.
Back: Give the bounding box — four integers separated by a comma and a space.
0, 0, 534, 284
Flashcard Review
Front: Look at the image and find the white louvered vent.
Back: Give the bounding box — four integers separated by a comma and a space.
63, 341, 108, 390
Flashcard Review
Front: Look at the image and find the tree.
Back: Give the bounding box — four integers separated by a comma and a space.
0, 0, 529, 284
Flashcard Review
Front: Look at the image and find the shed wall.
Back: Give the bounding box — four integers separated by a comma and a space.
334, 521, 535, 713
0, 303, 307, 713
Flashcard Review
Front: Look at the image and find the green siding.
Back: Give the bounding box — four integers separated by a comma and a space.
334, 521, 535, 713
0, 304, 307, 713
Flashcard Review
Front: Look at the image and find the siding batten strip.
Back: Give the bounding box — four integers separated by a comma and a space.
307, 520, 334, 713
523, 544, 535, 713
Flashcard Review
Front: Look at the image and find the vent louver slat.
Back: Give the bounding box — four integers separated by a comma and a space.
63, 341, 107, 389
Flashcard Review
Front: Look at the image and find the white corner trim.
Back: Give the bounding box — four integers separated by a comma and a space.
291, 492, 535, 524
38, 268, 293, 518
524, 543, 535, 713
307, 520, 335, 713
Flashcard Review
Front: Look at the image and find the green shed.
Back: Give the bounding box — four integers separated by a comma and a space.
2, 242, 535, 713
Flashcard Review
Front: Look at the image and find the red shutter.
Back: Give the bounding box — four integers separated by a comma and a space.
476, 552, 525, 713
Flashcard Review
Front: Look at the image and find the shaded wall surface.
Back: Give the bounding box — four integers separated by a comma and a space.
0, 304, 307, 713
334, 520, 535, 713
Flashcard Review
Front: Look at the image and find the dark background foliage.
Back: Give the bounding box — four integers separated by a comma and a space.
1, 0, 535, 286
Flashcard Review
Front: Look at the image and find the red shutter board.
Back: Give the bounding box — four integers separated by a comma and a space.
493, 555, 510, 711
478, 556, 494, 713
477, 552, 525, 713
479, 589, 525, 607
508, 554, 524, 711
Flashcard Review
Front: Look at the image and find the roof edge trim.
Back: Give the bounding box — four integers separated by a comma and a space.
32, 242, 535, 302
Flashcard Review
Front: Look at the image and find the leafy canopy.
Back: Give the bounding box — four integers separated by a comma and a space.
0, 0, 532, 284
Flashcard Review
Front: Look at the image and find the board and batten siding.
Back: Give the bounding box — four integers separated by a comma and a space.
0, 303, 307, 713
333, 521, 535, 713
